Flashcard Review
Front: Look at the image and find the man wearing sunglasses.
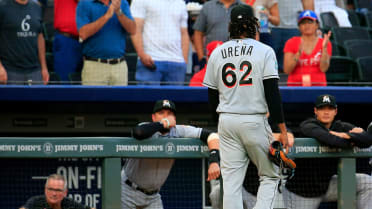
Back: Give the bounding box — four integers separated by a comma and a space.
20, 174, 93, 209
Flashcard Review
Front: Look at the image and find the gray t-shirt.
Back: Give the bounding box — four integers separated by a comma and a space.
123, 124, 202, 191
0, 0, 42, 72
193, 0, 241, 46
203, 38, 279, 115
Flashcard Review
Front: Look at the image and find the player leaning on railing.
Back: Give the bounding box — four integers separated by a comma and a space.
121, 99, 220, 209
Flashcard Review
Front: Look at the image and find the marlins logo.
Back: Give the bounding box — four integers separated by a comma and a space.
322, 95, 331, 103
162, 100, 171, 108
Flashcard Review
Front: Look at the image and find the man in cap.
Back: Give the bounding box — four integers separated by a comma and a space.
121, 99, 221, 209
282, 94, 372, 209
203, 4, 289, 209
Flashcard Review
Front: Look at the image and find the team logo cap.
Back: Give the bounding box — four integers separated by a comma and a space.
315, 94, 337, 108
230, 4, 254, 23
153, 100, 176, 114
298, 10, 318, 23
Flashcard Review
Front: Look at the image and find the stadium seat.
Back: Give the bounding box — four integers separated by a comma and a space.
68, 72, 82, 85
125, 53, 138, 83
364, 11, 372, 28
326, 56, 357, 85
125, 36, 136, 53
331, 41, 341, 56
345, 39, 372, 59
320, 12, 339, 31
353, 0, 372, 10
356, 56, 372, 82
48, 72, 61, 85
347, 10, 361, 26
331, 27, 370, 54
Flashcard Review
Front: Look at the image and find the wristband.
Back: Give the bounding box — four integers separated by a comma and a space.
162, 118, 170, 129
208, 149, 220, 165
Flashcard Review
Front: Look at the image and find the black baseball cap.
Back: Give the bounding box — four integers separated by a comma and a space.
153, 100, 176, 114
315, 94, 337, 108
230, 4, 254, 23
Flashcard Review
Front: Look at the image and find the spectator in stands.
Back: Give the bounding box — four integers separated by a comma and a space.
121, 99, 220, 209
283, 10, 332, 86
245, 0, 280, 47
130, 0, 189, 85
271, 0, 313, 72
282, 94, 372, 209
20, 174, 93, 209
0, 0, 49, 85
193, 0, 242, 70
189, 40, 223, 87
76, 0, 136, 86
53, 0, 83, 83
308, 0, 352, 27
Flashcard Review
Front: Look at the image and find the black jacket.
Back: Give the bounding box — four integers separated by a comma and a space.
285, 118, 372, 197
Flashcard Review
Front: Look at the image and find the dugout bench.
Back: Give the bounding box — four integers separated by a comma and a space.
0, 137, 371, 209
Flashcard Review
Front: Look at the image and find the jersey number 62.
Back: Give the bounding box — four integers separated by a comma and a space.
222, 61, 253, 88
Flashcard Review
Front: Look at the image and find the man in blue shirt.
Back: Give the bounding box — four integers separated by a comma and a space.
76, 0, 135, 86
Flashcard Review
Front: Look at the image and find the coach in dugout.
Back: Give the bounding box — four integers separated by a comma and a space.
20, 174, 94, 209
121, 99, 220, 209
76, 0, 136, 86
282, 94, 372, 209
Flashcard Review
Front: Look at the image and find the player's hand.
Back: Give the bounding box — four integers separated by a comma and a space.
207, 162, 220, 181
161, 115, 176, 129
0, 65, 7, 84
279, 132, 289, 151
41, 67, 49, 85
349, 127, 364, 134
139, 53, 155, 68
322, 31, 331, 49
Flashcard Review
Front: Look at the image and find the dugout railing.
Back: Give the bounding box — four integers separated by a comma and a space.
0, 137, 371, 209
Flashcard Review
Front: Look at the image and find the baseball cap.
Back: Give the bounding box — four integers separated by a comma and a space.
315, 94, 337, 108
153, 100, 176, 114
298, 10, 318, 23
230, 4, 254, 23
206, 41, 223, 57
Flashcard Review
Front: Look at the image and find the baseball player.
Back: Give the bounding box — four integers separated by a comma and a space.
203, 4, 288, 209
121, 99, 220, 209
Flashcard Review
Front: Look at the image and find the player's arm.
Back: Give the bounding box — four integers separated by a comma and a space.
263, 78, 288, 148
132, 119, 175, 140
300, 120, 351, 148
200, 129, 220, 180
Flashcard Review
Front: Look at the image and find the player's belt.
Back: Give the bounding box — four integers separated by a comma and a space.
125, 179, 159, 195
57, 30, 79, 40
84, 56, 125, 65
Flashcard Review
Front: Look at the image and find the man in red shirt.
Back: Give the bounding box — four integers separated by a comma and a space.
53, 0, 83, 83
189, 40, 223, 87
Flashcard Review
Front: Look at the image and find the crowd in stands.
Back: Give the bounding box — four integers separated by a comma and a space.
0, 0, 372, 86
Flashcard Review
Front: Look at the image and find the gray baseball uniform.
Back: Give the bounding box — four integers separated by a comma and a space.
203, 38, 280, 209
121, 124, 202, 209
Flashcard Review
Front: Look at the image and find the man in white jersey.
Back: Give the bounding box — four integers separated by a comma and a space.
203, 4, 289, 209
121, 99, 220, 209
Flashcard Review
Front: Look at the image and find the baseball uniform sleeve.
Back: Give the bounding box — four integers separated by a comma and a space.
122, 0, 134, 20
263, 48, 279, 80
76, 1, 90, 30
203, 51, 218, 89
130, 0, 146, 19
175, 125, 202, 138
